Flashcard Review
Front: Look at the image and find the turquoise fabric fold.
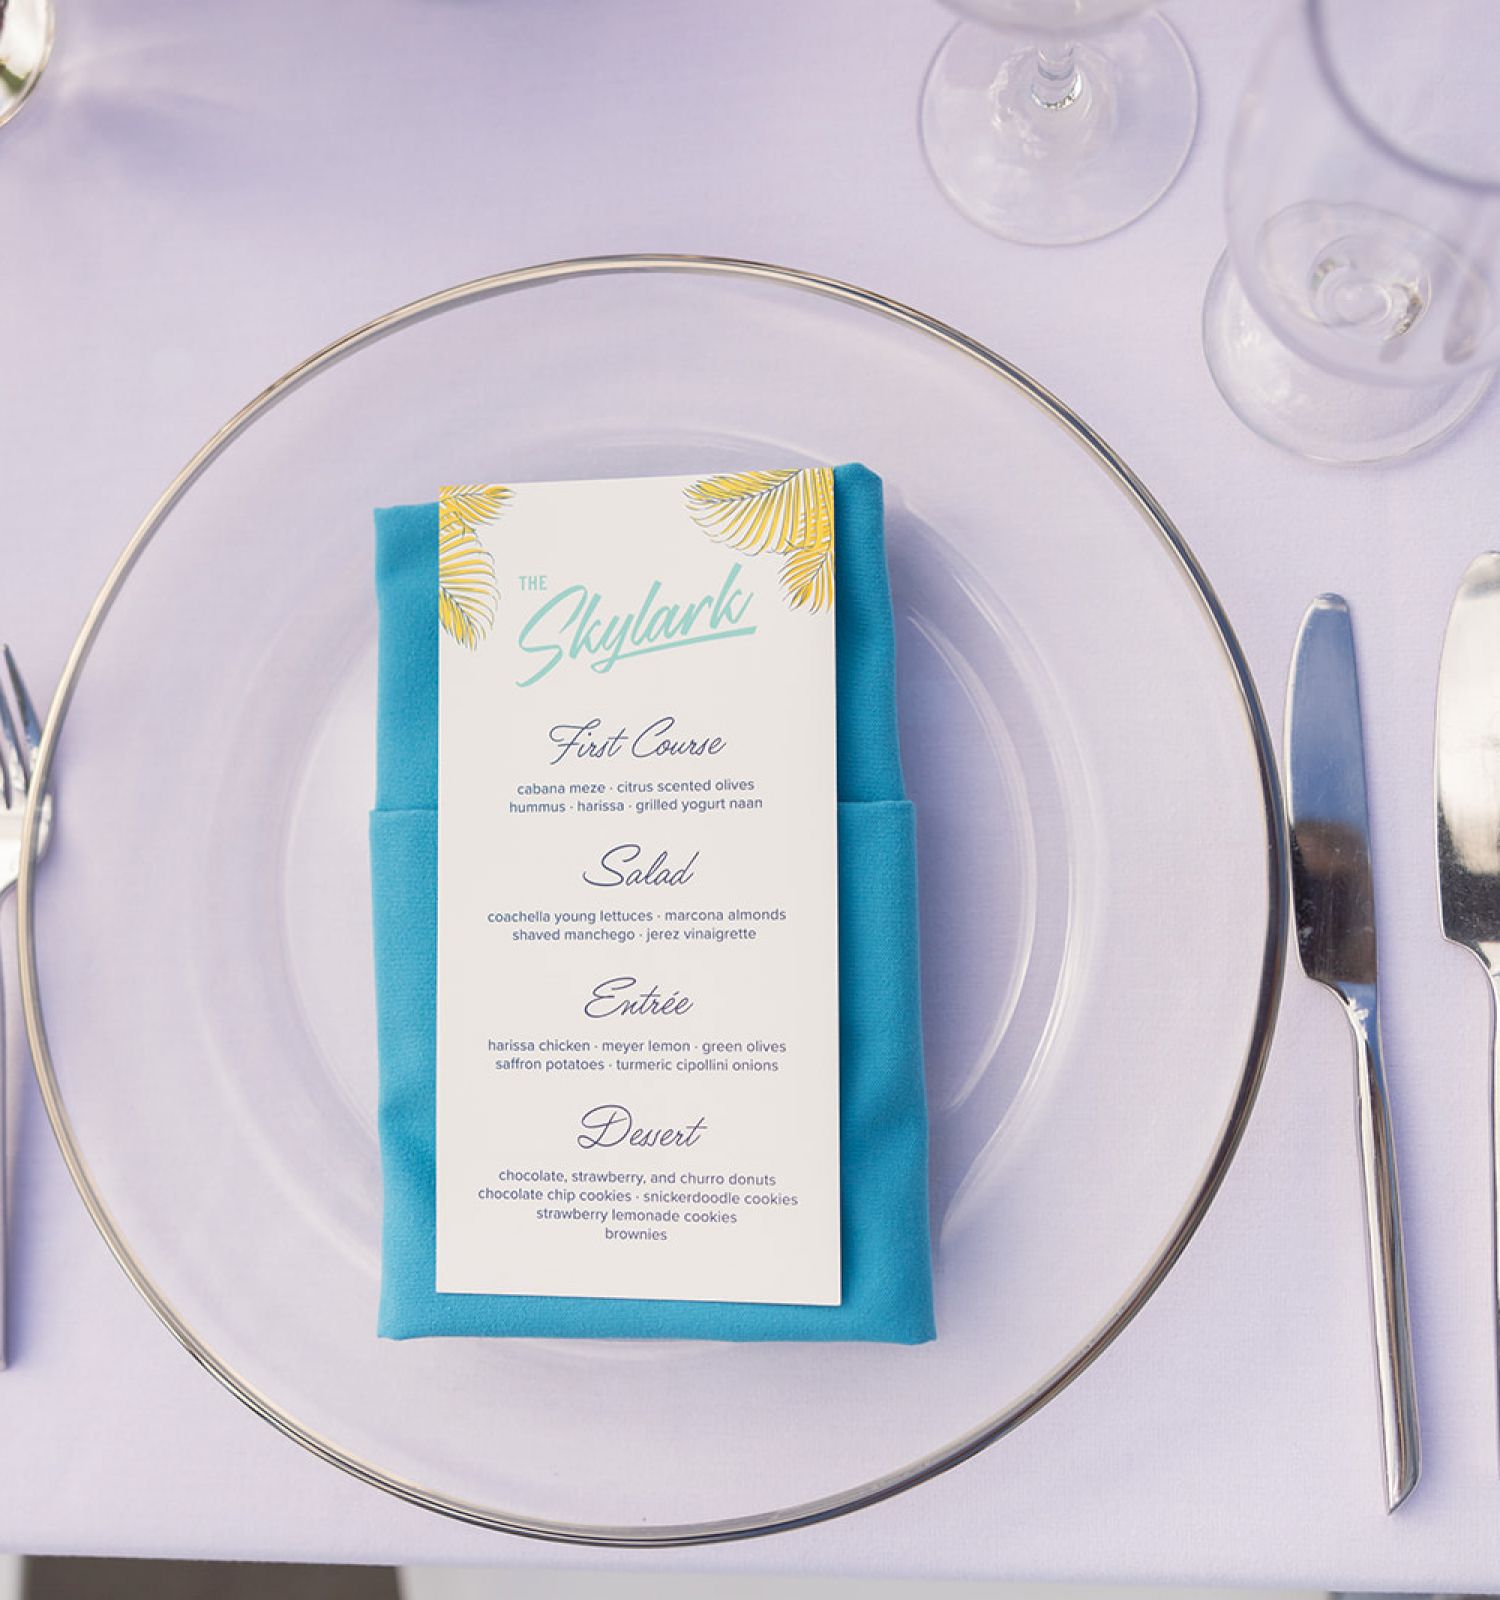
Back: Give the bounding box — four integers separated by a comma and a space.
371, 463, 934, 1341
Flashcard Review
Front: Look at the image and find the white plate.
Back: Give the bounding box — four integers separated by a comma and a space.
19, 258, 1286, 1544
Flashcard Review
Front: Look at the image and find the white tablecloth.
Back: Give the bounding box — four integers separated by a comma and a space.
3, 0, 1498, 1585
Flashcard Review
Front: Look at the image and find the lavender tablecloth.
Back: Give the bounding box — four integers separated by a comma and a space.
2, 0, 1498, 1585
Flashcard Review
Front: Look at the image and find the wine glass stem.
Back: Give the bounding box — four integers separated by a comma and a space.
1031, 43, 1082, 111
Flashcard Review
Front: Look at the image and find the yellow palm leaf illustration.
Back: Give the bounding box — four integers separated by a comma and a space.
437, 483, 510, 648
441, 484, 511, 534
682, 467, 835, 613
779, 532, 835, 613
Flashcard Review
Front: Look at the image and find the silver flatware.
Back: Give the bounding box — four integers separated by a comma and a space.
1436, 550, 1500, 1466
0, 647, 52, 1370
1287, 594, 1420, 1512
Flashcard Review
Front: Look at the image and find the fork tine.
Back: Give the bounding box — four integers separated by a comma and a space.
2, 648, 41, 768
0, 689, 18, 810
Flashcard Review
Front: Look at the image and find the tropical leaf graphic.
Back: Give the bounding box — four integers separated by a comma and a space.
682, 467, 835, 613
778, 533, 835, 614
437, 483, 510, 648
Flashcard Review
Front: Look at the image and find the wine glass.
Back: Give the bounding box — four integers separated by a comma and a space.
919, 0, 1198, 246
1202, 0, 1500, 464
0, 0, 52, 129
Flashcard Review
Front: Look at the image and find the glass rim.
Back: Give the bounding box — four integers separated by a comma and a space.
0, 0, 55, 131
1308, 0, 1500, 196
14, 253, 1291, 1548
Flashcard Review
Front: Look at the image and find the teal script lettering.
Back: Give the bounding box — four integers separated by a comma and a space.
515, 564, 755, 688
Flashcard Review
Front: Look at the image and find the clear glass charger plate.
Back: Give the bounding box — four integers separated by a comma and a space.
18, 256, 1287, 1546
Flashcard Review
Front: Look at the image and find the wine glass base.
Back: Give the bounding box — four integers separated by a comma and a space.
0, 0, 53, 130
919, 13, 1198, 247
1203, 252, 1494, 464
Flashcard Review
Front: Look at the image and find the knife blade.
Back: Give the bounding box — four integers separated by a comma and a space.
1287, 594, 1421, 1512
1436, 551, 1500, 1471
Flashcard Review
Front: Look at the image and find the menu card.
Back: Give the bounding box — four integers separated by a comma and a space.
434, 470, 841, 1305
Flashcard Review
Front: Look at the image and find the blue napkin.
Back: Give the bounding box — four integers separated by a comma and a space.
371, 463, 934, 1342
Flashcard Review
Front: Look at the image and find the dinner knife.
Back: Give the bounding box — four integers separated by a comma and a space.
1436, 551, 1500, 1468
1287, 594, 1421, 1513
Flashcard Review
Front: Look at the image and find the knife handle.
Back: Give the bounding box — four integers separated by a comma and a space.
1486, 966, 1500, 1475
1344, 983, 1421, 1511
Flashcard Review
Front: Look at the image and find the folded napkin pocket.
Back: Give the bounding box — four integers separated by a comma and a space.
371, 464, 935, 1342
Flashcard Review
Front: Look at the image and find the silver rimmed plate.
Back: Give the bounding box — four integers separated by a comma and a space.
19, 257, 1286, 1546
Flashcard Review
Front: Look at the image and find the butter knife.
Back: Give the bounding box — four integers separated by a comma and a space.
1436, 551, 1500, 1466
1287, 594, 1421, 1512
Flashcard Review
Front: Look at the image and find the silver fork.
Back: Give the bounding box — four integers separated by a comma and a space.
0, 649, 51, 1369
